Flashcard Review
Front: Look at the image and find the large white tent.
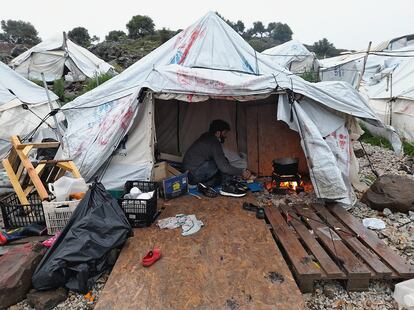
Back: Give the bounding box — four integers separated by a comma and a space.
0, 61, 59, 159
9, 33, 114, 82
262, 40, 319, 74
319, 35, 414, 142
61, 12, 383, 204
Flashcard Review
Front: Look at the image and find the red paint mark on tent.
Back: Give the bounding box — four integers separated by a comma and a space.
178, 26, 203, 64
120, 107, 134, 130
177, 69, 192, 86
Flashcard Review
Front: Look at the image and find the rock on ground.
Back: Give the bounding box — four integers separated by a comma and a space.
0, 242, 46, 308
26, 287, 68, 310
362, 174, 414, 213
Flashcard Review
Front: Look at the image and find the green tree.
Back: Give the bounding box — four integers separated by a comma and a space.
105, 30, 127, 42
0, 20, 40, 45
252, 21, 266, 38
68, 27, 91, 47
126, 15, 155, 39
312, 38, 336, 58
269, 23, 292, 43
157, 27, 175, 43
234, 20, 245, 35
267, 22, 277, 35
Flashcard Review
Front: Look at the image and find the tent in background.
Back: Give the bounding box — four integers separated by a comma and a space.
0, 61, 59, 159
366, 46, 414, 142
60, 12, 383, 205
9, 33, 114, 82
261, 40, 319, 74
319, 34, 414, 142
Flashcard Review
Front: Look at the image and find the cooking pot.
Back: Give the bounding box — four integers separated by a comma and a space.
272, 157, 299, 176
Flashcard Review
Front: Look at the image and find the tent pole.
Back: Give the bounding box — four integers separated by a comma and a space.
389, 73, 393, 126
356, 41, 372, 90
41, 72, 64, 148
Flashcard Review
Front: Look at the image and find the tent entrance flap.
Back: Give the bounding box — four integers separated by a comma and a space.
154, 95, 308, 178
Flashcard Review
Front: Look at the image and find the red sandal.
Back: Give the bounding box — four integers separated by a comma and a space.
142, 247, 161, 267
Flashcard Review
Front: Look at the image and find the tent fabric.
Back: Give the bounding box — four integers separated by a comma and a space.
0, 61, 59, 158
61, 12, 383, 203
10, 34, 114, 82
262, 40, 319, 74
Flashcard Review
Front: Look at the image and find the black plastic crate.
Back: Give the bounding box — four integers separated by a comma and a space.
0, 192, 45, 229
118, 181, 158, 228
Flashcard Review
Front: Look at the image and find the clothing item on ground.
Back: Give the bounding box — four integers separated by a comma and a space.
157, 214, 204, 236
181, 215, 204, 236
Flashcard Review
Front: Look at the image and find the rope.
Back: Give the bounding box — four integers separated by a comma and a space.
359, 141, 379, 178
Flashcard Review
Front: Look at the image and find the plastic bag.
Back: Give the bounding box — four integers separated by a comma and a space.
32, 182, 131, 293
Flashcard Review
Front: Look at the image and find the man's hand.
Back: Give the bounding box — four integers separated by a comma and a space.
242, 169, 251, 180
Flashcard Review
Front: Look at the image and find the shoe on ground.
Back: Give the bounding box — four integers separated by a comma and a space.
220, 183, 247, 198
197, 183, 218, 198
142, 247, 161, 267
229, 179, 249, 192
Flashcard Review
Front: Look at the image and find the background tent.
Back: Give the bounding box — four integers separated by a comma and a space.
0, 61, 59, 159
9, 33, 114, 82
60, 12, 383, 205
365, 46, 414, 142
261, 40, 319, 74
319, 35, 414, 142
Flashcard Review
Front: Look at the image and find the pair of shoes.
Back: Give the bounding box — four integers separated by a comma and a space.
142, 247, 161, 267
220, 183, 247, 198
197, 183, 218, 198
229, 179, 249, 192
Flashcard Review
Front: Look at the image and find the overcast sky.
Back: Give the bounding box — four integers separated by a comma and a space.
2, 0, 413, 50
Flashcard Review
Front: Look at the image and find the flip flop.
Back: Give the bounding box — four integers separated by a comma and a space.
142, 247, 161, 267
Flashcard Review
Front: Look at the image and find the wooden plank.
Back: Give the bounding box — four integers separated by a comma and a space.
2, 158, 29, 205
15, 148, 48, 201
266, 207, 321, 280
21, 145, 33, 157
330, 205, 414, 277
24, 186, 34, 196
95, 195, 304, 310
279, 204, 345, 279
294, 205, 371, 279
313, 204, 392, 277
35, 163, 47, 175
16, 142, 60, 149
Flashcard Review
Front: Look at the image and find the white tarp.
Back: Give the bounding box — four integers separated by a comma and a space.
10, 34, 114, 82
0, 61, 59, 158
262, 40, 319, 74
61, 12, 383, 201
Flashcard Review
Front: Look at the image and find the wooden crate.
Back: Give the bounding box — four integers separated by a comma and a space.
265, 203, 414, 292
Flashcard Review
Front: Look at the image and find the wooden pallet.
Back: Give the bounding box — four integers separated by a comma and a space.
265, 203, 414, 293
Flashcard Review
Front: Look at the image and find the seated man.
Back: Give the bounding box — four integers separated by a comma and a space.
183, 119, 251, 196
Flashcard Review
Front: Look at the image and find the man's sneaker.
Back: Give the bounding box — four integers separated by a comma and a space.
219, 183, 247, 198
197, 183, 218, 198
229, 179, 249, 192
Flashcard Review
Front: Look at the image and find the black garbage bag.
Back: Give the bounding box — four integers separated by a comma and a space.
32, 182, 131, 293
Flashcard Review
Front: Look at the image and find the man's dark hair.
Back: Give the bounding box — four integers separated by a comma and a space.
209, 119, 231, 133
